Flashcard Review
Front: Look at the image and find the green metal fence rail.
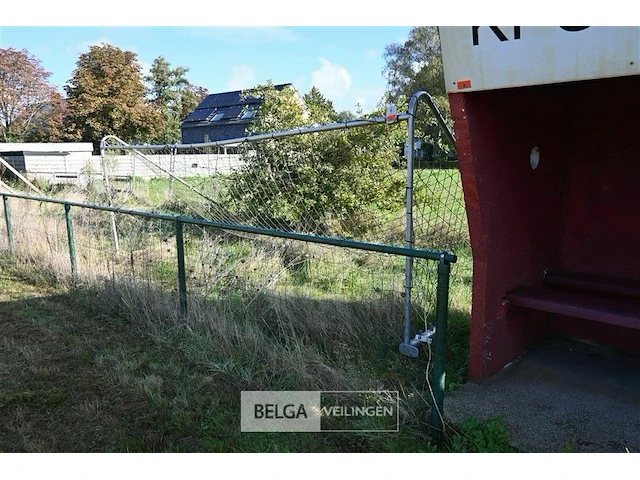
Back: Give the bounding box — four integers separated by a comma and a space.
1, 192, 457, 263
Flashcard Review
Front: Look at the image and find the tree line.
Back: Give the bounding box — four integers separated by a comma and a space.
0, 27, 446, 150
0, 44, 209, 147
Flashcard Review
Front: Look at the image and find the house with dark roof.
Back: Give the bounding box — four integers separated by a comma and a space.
180, 83, 293, 145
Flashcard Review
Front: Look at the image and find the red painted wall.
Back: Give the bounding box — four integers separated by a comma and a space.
551, 76, 640, 350
559, 77, 640, 279
450, 76, 640, 380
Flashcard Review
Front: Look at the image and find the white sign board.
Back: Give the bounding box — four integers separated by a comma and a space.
439, 26, 640, 93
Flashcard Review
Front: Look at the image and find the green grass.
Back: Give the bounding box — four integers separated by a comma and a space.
0, 168, 509, 452
0, 242, 484, 453
0, 269, 486, 452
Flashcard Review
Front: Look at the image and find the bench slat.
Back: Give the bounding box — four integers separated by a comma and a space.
545, 270, 640, 299
503, 286, 640, 330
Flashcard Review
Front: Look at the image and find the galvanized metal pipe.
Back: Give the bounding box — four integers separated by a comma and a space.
0, 156, 43, 195
421, 93, 457, 150
100, 114, 412, 152
0, 178, 16, 194
401, 89, 458, 353
100, 146, 120, 254
168, 147, 176, 200
403, 92, 426, 346
131, 153, 136, 192
403, 90, 444, 347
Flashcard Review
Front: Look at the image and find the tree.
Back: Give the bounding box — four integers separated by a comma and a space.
225, 82, 403, 236
146, 56, 189, 110
0, 48, 64, 142
246, 81, 308, 134
383, 26, 445, 100
22, 91, 69, 142
65, 44, 162, 147
145, 56, 210, 144
179, 85, 209, 121
303, 86, 338, 124
382, 27, 454, 156
337, 110, 357, 122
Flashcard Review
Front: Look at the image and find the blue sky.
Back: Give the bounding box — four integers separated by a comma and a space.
0, 26, 414, 114
2, 0, 609, 115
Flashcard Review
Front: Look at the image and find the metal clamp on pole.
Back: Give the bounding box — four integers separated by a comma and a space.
399, 327, 436, 357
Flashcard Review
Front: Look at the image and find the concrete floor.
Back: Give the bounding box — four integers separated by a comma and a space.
444, 337, 640, 452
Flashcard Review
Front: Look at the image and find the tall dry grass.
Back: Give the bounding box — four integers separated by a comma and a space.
0, 192, 425, 393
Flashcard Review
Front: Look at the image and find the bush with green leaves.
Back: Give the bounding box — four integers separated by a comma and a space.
224, 82, 404, 237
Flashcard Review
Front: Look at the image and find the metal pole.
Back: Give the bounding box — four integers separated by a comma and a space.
400, 89, 457, 357
0, 156, 43, 195
0, 178, 16, 194
421, 93, 457, 150
64, 203, 78, 281
175, 217, 187, 316
131, 153, 136, 193
3, 195, 13, 252
169, 147, 176, 200
100, 146, 120, 254
403, 91, 428, 347
100, 114, 412, 153
430, 254, 451, 442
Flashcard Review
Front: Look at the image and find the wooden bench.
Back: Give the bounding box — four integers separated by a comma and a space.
544, 270, 640, 299
502, 270, 640, 330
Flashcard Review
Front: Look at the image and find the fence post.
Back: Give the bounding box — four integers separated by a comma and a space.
131, 153, 136, 193
430, 253, 451, 443
175, 217, 187, 316
64, 203, 78, 282
168, 147, 176, 201
100, 146, 120, 254
3, 195, 13, 253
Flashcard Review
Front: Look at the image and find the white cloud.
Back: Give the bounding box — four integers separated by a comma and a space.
301, 60, 385, 114
226, 65, 257, 91
366, 49, 380, 59
347, 86, 385, 112
310, 57, 351, 98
